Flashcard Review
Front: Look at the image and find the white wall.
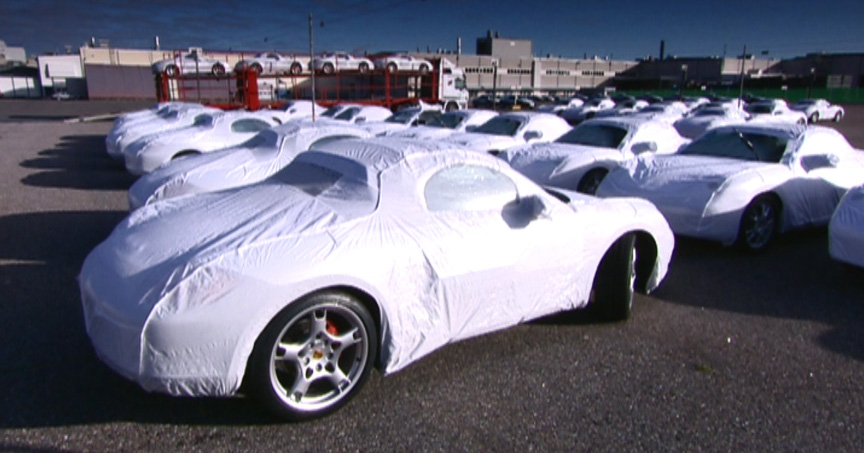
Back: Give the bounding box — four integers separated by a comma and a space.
0, 76, 40, 98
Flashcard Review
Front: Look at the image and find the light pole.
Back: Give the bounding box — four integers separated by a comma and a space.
309, 13, 317, 120
679, 64, 688, 98
808, 67, 815, 99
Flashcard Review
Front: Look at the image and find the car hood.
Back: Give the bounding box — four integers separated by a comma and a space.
128, 144, 263, 208
444, 132, 520, 151
599, 154, 770, 208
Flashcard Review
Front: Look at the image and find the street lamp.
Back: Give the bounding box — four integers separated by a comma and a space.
808, 67, 815, 99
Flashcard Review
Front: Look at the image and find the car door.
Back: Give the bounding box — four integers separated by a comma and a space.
415, 164, 581, 341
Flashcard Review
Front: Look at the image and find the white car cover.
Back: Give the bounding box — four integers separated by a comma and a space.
443, 112, 571, 153
673, 107, 749, 139
122, 110, 283, 175
128, 121, 373, 209
829, 184, 864, 268
384, 109, 499, 141
597, 123, 864, 245
80, 138, 673, 398
106, 104, 220, 158
500, 117, 689, 192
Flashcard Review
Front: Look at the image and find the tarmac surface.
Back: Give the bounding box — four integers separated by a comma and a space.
0, 98, 863, 451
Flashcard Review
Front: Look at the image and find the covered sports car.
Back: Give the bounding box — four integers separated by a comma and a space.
128, 121, 372, 209
80, 138, 673, 421
829, 184, 864, 268
597, 123, 864, 250
122, 110, 283, 175
500, 117, 689, 194
384, 109, 499, 140
442, 112, 571, 154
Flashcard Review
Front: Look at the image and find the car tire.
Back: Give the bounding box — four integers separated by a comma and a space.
809, 112, 819, 124
164, 65, 178, 77
591, 234, 636, 322
212, 64, 226, 76
322, 63, 334, 74
246, 291, 377, 421
250, 63, 263, 75
444, 101, 458, 112
736, 195, 779, 252
577, 168, 609, 195
290, 63, 302, 75
796, 117, 807, 125
834, 111, 843, 122
386, 63, 398, 74
358, 62, 369, 74
419, 64, 430, 75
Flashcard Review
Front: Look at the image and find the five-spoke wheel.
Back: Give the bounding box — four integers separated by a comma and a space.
737, 196, 779, 251
247, 292, 377, 421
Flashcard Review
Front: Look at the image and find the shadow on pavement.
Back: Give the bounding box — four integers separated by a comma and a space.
0, 211, 275, 428
652, 230, 864, 362
20, 135, 137, 190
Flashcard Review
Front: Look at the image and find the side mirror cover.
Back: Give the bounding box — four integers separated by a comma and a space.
524, 130, 543, 141
632, 141, 659, 154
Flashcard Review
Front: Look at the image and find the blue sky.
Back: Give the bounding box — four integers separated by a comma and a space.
2, 0, 862, 60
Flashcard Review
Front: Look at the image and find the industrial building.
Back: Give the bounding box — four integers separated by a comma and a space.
2, 33, 862, 104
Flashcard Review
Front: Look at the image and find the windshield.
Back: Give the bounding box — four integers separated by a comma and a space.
695, 109, 726, 117
426, 112, 464, 129
269, 151, 378, 214
321, 106, 342, 117
243, 130, 283, 158
385, 109, 418, 124
556, 124, 628, 148
746, 105, 773, 114
473, 116, 523, 136
334, 107, 361, 121
795, 100, 816, 106
680, 130, 788, 162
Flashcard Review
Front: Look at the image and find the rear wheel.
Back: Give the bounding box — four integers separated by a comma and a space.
247, 291, 377, 421
808, 112, 819, 124
419, 64, 430, 75
834, 111, 843, 122
736, 195, 779, 252
322, 63, 334, 74
591, 234, 636, 322
164, 65, 178, 77
358, 62, 370, 74
250, 63, 263, 75
290, 63, 302, 75
577, 168, 609, 195
386, 63, 398, 74
212, 64, 226, 76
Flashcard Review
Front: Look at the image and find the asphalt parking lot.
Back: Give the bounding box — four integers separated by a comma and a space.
1, 99, 863, 451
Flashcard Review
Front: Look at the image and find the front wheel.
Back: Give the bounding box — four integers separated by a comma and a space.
834, 111, 843, 122
246, 291, 377, 421
736, 196, 779, 252
386, 63, 398, 74
591, 234, 636, 322
290, 63, 302, 75
212, 64, 226, 76
250, 63, 263, 75
164, 65, 178, 77
322, 63, 334, 74
577, 168, 609, 195
358, 62, 370, 74
419, 64, 430, 75
809, 112, 819, 124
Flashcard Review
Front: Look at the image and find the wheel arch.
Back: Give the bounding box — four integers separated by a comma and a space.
238, 283, 386, 394
744, 191, 784, 230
